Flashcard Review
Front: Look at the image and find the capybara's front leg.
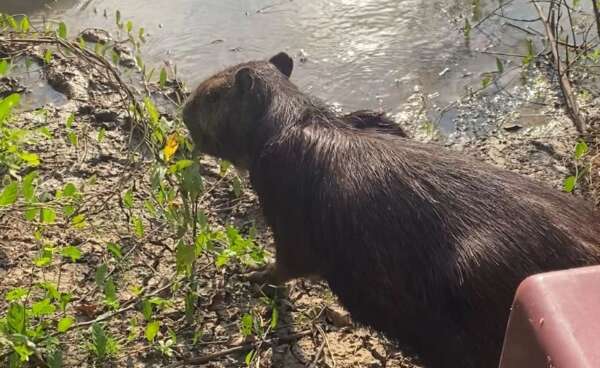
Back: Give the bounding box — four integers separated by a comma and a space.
245, 241, 320, 285
244, 262, 288, 285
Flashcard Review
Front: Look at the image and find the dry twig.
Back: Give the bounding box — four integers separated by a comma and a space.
532, 0, 585, 134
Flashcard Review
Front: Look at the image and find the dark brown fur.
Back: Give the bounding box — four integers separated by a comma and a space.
182, 52, 600, 368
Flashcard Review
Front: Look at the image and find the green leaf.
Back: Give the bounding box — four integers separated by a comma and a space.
270, 306, 279, 329
184, 291, 197, 323
63, 182, 77, 197
175, 242, 195, 275
219, 160, 231, 177
138, 27, 145, 41
575, 141, 588, 159
65, 113, 75, 129
21, 171, 37, 202
106, 242, 122, 259
58, 292, 72, 311
232, 176, 242, 198
7, 303, 26, 333
34, 247, 53, 267
104, 278, 119, 309
563, 176, 576, 193
38, 126, 53, 138
240, 313, 253, 337
126, 20, 133, 33
111, 50, 120, 65
145, 320, 160, 342
123, 189, 134, 209
168, 159, 194, 174
97, 127, 106, 142
481, 75, 492, 88
215, 250, 231, 268
6, 288, 28, 302
78, 36, 86, 49
159, 68, 167, 89
115, 10, 122, 27
0, 93, 21, 121
57, 316, 75, 332
61, 245, 82, 262
91, 323, 108, 358
31, 298, 56, 317
523, 38, 535, 66
62, 205, 76, 217
136, 54, 144, 69
463, 18, 471, 38
142, 299, 153, 321
40, 208, 57, 224
95, 263, 108, 288
19, 151, 40, 167
47, 349, 63, 368
245, 350, 255, 365
143, 97, 159, 125
57, 22, 67, 39
13, 344, 34, 363
0, 181, 18, 206
5, 15, 18, 30
44, 49, 53, 64
68, 131, 78, 146
39, 281, 59, 300
70, 213, 87, 228
129, 285, 143, 297
20, 16, 30, 33
496, 57, 504, 73
127, 317, 139, 341
132, 216, 144, 238
0, 59, 10, 76
182, 163, 203, 196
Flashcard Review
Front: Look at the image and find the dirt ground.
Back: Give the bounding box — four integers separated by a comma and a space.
1, 39, 599, 368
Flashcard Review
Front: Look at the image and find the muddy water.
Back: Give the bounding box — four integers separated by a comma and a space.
2, 0, 540, 128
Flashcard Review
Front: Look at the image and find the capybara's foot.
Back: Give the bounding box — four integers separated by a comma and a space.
242, 263, 280, 286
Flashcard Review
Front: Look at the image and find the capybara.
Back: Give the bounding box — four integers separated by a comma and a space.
181, 52, 600, 368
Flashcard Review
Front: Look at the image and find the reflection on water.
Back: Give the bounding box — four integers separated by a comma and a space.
0, 0, 539, 117
0, 0, 78, 15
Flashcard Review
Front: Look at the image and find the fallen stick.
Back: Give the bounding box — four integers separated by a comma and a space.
532, 0, 585, 134
167, 329, 313, 367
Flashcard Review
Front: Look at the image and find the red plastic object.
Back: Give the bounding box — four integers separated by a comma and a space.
499, 265, 600, 368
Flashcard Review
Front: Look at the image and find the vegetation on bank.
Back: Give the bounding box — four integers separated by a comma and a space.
0, 11, 279, 368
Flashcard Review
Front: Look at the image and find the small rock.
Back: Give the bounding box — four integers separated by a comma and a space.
325, 305, 352, 327
0, 77, 26, 98
502, 121, 523, 132
80, 28, 112, 44
113, 44, 137, 68
94, 109, 119, 122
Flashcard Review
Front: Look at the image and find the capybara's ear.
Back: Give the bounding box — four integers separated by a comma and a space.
269, 52, 293, 78
234, 67, 255, 93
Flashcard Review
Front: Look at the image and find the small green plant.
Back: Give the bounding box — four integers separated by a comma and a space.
522, 38, 535, 66
0, 9, 270, 367
463, 18, 471, 38
88, 323, 120, 360
0, 94, 43, 176
564, 140, 589, 193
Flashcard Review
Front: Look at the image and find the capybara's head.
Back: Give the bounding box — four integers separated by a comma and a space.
182, 52, 294, 168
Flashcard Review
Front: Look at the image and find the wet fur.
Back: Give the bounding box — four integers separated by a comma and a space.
182, 53, 600, 368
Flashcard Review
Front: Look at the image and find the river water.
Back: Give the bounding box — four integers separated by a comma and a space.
2, 0, 542, 127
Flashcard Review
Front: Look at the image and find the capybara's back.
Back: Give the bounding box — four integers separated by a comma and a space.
182, 52, 600, 367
